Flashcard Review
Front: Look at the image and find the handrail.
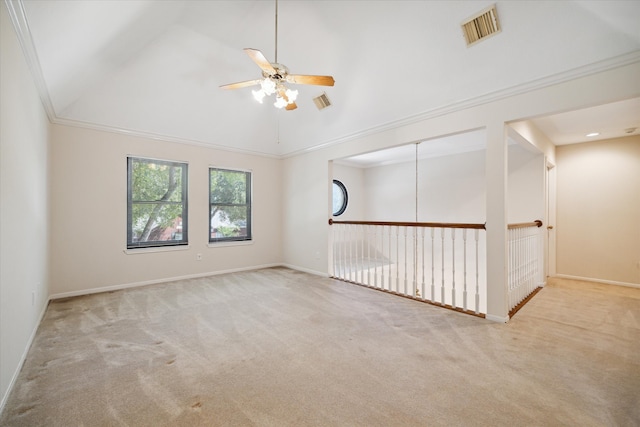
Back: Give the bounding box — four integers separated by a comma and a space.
508, 220, 543, 230
329, 219, 541, 230
328, 219, 486, 229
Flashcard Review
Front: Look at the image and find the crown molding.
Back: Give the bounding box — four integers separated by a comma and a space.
4, 0, 55, 121
51, 116, 281, 159
281, 50, 640, 159
6, 0, 639, 161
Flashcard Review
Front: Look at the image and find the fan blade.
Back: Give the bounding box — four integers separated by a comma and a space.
244, 48, 276, 75
285, 102, 298, 111
286, 75, 335, 86
219, 79, 262, 90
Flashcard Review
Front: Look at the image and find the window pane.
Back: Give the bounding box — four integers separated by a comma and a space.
128, 157, 188, 249
209, 168, 251, 243
210, 169, 247, 204
132, 162, 183, 202
210, 206, 249, 240
132, 203, 185, 243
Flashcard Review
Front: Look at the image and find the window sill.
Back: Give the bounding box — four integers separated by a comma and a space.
207, 240, 253, 248
124, 245, 190, 255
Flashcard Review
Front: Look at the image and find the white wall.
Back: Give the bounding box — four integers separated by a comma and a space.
337, 138, 543, 225
508, 144, 545, 223
362, 149, 486, 223
0, 2, 51, 408
282, 62, 640, 320
49, 124, 283, 296
556, 135, 640, 286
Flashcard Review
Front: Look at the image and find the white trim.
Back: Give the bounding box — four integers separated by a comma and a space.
207, 240, 253, 248
209, 165, 253, 173
0, 297, 49, 413
124, 245, 190, 255
281, 263, 328, 278
49, 264, 282, 300
127, 155, 190, 166
282, 51, 640, 159
208, 167, 253, 245
485, 314, 510, 323
554, 274, 640, 290
3, 0, 55, 121
53, 116, 281, 159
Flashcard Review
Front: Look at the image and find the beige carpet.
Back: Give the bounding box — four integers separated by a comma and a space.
1, 268, 639, 426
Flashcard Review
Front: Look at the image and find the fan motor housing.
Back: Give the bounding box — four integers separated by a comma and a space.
263, 63, 289, 80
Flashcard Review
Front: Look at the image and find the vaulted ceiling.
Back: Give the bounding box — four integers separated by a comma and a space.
9, 1, 640, 157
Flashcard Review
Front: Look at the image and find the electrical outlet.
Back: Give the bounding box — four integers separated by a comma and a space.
196, 253, 202, 261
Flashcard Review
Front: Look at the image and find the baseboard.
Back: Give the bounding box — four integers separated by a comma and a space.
281, 263, 328, 278
554, 274, 640, 290
0, 298, 49, 414
485, 314, 510, 323
49, 263, 283, 300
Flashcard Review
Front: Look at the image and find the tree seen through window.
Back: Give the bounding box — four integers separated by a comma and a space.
209, 168, 252, 242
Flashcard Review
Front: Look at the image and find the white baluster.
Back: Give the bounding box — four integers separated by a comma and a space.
411, 227, 422, 298
508, 228, 513, 309
367, 225, 371, 286
379, 226, 384, 289
403, 226, 408, 295
463, 228, 468, 312
388, 225, 393, 291
431, 228, 435, 303
357, 224, 362, 284
329, 225, 337, 277
421, 227, 426, 300
395, 226, 400, 293
349, 224, 355, 283
475, 228, 480, 314
337, 224, 342, 279
355, 224, 360, 284
451, 228, 456, 309
440, 228, 445, 306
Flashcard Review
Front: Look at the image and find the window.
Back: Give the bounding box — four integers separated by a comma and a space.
127, 157, 188, 249
332, 179, 348, 216
209, 168, 252, 243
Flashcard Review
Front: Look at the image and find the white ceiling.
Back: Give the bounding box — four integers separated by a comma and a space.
530, 97, 640, 145
9, 1, 640, 157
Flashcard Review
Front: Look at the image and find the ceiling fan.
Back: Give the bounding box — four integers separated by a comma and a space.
219, 0, 335, 111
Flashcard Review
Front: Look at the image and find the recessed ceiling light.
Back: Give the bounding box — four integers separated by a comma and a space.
585, 132, 600, 137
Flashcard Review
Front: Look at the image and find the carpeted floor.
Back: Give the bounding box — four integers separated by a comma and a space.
1, 267, 639, 426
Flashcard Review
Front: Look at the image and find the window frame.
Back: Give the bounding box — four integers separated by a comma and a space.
208, 167, 253, 244
332, 179, 348, 216
127, 156, 189, 250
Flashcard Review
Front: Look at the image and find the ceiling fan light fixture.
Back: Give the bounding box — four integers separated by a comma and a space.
219, 0, 334, 111
274, 95, 288, 109
260, 78, 277, 95
285, 88, 298, 103
252, 88, 266, 103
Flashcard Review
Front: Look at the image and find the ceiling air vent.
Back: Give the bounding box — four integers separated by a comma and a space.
461, 5, 500, 47
313, 92, 332, 110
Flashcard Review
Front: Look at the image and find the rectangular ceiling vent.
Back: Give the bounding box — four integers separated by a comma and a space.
313, 92, 332, 110
461, 5, 500, 47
